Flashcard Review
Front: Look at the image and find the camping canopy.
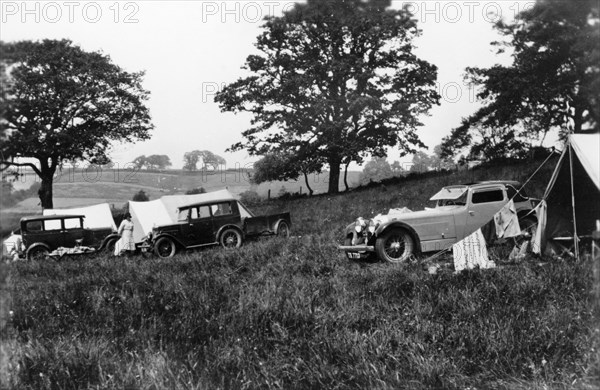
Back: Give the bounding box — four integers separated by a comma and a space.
533, 133, 600, 255
43, 203, 117, 230
129, 189, 253, 243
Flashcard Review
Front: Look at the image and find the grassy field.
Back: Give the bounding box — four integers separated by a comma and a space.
2, 158, 599, 389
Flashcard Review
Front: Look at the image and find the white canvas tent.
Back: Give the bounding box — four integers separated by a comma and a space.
533, 133, 600, 257
129, 189, 253, 243
43, 203, 117, 230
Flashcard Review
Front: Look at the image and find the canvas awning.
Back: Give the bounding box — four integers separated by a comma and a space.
43, 203, 117, 230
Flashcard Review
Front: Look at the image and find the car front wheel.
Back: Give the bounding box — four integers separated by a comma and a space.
104, 238, 118, 254
26, 245, 49, 261
276, 221, 290, 238
220, 229, 242, 249
154, 237, 177, 258
375, 228, 414, 263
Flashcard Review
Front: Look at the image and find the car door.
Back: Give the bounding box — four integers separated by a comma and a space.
210, 201, 239, 232
41, 219, 65, 249
62, 217, 85, 247
180, 205, 215, 246
464, 187, 507, 237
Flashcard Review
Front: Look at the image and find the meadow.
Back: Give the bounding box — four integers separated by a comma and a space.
1, 158, 599, 389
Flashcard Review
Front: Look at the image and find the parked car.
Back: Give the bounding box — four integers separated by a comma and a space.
149, 199, 291, 258
20, 215, 119, 260
339, 181, 537, 263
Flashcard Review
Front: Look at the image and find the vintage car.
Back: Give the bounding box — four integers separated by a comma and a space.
339, 181, 537, 263
149, 199, 291, 258
20, 215, 120, 260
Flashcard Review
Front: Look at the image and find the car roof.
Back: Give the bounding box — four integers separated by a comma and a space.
178, 198, 236, 210
466, 180, 522, 187
21, 214, 85, 222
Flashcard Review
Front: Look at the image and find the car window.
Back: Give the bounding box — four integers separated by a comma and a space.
26, 221, 43, 232
198, 205, 211, 218
212, 202, 232, 216
44, 219, 62, 231
64, 218, 82, 229
472, 189, 504, 204
178, 209, 189, 222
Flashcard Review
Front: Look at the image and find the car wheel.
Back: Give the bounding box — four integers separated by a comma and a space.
104, 238, 118, 254
512, 217, 537, 248
26, 245, 49, 261
276, 221, 290, 238
220, 228, 242, 249
375, 228, 414, 263
154, 237, 177, 258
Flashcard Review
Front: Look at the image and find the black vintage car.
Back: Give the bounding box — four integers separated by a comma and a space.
150, 199, 291, 258
20, 215, 120, 260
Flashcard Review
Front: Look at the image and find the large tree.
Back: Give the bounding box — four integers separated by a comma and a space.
183, 150, 226, 171
216, 0, 439, 194
0, 39, 153, 208
442, 0, 599, 160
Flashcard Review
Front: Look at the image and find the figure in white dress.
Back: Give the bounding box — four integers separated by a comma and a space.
114, 213, 135, 256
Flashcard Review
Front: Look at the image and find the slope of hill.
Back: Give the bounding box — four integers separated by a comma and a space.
3, 157, 598, 389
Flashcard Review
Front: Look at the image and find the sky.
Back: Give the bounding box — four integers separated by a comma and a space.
0, 0, 537, 169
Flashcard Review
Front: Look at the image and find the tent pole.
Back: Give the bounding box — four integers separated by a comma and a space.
569, 145, 580, 260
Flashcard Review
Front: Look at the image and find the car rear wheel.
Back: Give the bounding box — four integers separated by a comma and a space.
154, 237, 176, 258
276, 221, 290, 238
104, 238, 118, 254
512, 217, 537, 248
26, 245, 49, 261
375, 228, 414, 263
220, 229, 242, 249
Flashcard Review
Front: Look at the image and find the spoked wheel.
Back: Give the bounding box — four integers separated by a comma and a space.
375, 228, 414, 263
512, 217, 538, 250
26, 246, 49, 261
220, 229, 242, 249
276, 221, 290, 238
154, 237, 176, 258
104, 238, 118, 255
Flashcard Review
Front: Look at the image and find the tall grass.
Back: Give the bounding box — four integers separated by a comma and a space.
3, 158, 599, 389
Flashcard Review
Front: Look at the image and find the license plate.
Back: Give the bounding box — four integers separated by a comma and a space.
347, 252, 361, 259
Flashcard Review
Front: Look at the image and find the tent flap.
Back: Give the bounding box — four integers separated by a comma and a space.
43, 203, 117, 230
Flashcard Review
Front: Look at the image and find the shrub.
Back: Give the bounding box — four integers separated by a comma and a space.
185, 187, 206, 195
240, 190, 261, 205
132, 190, 149, 202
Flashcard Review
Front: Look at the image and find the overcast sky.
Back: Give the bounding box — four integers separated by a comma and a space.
1, 0, 536, 169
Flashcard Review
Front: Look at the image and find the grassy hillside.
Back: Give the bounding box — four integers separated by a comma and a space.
2, 157, 599, 389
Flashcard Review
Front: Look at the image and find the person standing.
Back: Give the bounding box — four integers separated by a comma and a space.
115, 213, 135, 256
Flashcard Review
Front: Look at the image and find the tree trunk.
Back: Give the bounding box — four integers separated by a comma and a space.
38, 174, 54, 209
37, 158, 57, 209
303, 172, 314, 196
343, 161, 350, 192
327, 158, 341, 194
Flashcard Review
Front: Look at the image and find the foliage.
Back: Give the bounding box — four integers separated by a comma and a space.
442, 0, 600, 160
359, 157, 394, 185
0, 39, 153, 209
251, 152, 322, 196
185, 187, 206, 195
132, 155, 171, 170
239, 190, 262, 205
183, 150, 226, 171
216, 0, 440, 194
132, 190, 149, 202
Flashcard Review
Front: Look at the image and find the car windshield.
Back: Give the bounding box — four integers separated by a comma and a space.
436, 191, 468, 207
430, 186, 468, 201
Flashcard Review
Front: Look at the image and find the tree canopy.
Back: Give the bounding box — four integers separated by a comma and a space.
216, 0, 439, 193
183, 150, 226, 171
132, 155, 171, 170
0, 39, 153, 208
442, 0, 599, 161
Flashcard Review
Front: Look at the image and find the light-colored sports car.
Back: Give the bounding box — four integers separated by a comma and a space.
339, 181, 537, 263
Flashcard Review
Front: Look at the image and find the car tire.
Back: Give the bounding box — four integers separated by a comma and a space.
104, 238, 118, 254
220, 228, 242, 249
276, 221, 290, 238
154, 237, 177, 258
26, 245, 49, 261
512, 217, 537, 248
375, 228, 414, 263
